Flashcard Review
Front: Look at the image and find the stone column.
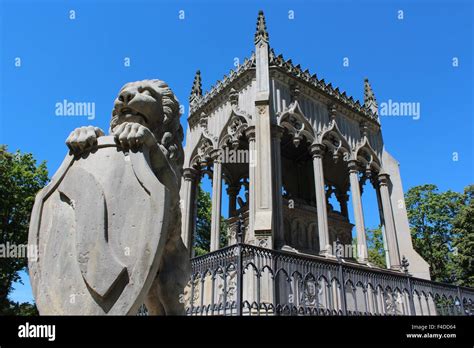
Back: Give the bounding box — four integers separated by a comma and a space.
378, 173, 401, 269
271, 125, 285, 249
210, 154, 223, 252
182, 168, 199, 256
348, 160, 368, 263
310, 144, 330, 255
246, 127, 256, 241
372, 177, 391, 267
227, 185, 240, 216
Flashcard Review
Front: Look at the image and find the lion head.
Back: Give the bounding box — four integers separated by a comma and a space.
111, 79, 184, 175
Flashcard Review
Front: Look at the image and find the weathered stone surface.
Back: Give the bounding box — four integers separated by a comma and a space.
382, 150, 431, 279
29, 79, 190, 315
29, 137, 169, 314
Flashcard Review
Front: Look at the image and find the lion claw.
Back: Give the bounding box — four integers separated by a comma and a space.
66, 126, 104, 155
112, 122, 155, 151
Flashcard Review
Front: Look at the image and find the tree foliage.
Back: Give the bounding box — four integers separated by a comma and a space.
0, 145, 48, 315
194, 185, 212, 256
451, 185, 474, 287
405, 184, 471, 284
366, 226, 386, 268
193, 184, 227, 257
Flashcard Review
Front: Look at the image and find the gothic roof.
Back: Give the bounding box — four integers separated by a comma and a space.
189, 11, 379, 125
189, 53, 256, 117
268, 49, 379, 123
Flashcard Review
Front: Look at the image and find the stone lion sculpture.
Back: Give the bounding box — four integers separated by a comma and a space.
66, 79, 190, 315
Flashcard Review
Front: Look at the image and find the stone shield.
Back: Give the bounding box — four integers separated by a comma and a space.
28, 136, 170, 315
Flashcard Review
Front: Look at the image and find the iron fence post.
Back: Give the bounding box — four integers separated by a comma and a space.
457, 286, 465, 316
190, 275, 195, 315
401, 256, 416, 315
336, 238, 347, 315
236, 213, 244, 316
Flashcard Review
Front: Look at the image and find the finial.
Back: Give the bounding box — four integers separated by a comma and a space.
364, 78, 378, 116
254, 10, 269, 44
189, 70, 202, 104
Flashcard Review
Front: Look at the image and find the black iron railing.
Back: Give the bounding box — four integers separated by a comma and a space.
185, 243, 474, 316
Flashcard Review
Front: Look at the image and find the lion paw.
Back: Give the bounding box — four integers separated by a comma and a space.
112, 122, 155, 151
66, 126, 104, 155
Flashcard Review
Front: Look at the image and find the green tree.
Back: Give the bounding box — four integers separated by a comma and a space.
0, 145, 48, 315
194, 185, 212, 256
366, 226, 386, 268
9, 302, 38, 316
405, 184, 464, 283
193, 184, 227, 256
452, 185, 474, 287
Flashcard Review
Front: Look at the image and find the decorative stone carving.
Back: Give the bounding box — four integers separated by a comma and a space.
254, 10, 269, 44
189, 70, 202, 106
218, 89, 250, 150
278, 89, 315, 148
228, 118, 243, 135
189, 54, 256, 117
300, 279, 321, 307
353, 137, 381, 173
29, 79, 190, 315
269, 50, 378, 123
364, 78, 378, 117
198, 112, 218, 143
257, 105, 266, 115
318, 120, 351, 163
191, 136, 214, 167
218, 271, 237, 303
256, 235, 272, 249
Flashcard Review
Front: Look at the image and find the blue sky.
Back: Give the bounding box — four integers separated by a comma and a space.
1, 0, 472, 304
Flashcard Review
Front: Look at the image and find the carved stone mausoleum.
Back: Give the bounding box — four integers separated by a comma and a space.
179, 11, 474, 316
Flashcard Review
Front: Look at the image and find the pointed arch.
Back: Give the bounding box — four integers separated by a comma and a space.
353, 137, 381, 172
190, 133, 216, 168
278, 100, 315, 147
221, 166, 236, 186
218, 104, 250, 149
318, 120, 352, 160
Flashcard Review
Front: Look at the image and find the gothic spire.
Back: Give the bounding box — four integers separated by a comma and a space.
189, 70, 202, 104
364, 78, 378, 117
254, 10, 269, 44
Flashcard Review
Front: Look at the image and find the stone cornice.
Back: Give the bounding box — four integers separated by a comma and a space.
347, 159, 360, 173
183, 167, 199, 180
188, 49, 382, 131
245, 126, 256, 140
269, 49, 381, 128
310, 143, 326, 158
378, 172, 391, 186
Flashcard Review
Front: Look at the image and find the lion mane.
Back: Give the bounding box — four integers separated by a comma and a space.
110, 79, 184, 179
